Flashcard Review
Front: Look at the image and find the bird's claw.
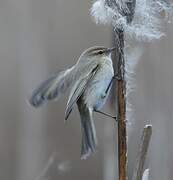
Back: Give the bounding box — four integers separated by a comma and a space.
113, 74, 122, 81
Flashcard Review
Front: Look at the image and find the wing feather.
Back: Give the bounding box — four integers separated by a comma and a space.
29, 67, 74, 107
65, 65, 100, 120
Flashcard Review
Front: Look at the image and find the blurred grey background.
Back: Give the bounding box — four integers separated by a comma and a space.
0, 0, 173, 180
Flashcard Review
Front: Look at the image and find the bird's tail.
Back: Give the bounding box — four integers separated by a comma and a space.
29, 67, 74, 107
77, 102, 97, 159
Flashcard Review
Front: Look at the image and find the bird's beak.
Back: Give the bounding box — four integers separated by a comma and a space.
105, 47, 116, 53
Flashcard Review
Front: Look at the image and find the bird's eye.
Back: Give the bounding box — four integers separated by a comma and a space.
98, 51, 103, 54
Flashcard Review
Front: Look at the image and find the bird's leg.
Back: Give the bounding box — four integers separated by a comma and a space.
94, 109, 117, 122
95, 75, 120, 122
105, 74, 121, 94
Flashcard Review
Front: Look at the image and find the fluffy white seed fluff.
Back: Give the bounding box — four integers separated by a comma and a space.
91, 0, 173, 41
91, 0, 123, 25
125, 45, 143, 124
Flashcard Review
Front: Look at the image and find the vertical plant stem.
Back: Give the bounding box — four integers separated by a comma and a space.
112, 1, 136, 179
114, 28, 127, 180
132, 125, 152, 180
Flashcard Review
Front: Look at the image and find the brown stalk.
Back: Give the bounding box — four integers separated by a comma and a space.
113, 2, 136, 180
114, 28, 127, 180
132, 125, 152, 180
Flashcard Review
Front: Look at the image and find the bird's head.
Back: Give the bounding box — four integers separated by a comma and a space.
82, 46, 116, 58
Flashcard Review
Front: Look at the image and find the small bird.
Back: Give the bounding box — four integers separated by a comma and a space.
29, 46, 116, 159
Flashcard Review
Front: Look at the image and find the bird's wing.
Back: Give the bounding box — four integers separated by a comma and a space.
65, 64, 100, 120
29, 67, 74, 107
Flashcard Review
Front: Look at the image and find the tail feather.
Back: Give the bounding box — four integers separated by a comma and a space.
77, 101, 97, 159
29, 67, 74, 107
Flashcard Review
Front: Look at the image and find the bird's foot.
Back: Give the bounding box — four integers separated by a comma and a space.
113, 74, 122, 81
94, 110, 117, 122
